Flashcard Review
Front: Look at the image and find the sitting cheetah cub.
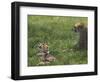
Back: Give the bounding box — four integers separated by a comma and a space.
37, 43, 56, 65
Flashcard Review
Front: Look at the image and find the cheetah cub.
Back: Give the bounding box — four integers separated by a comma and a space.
37, 43, 56, 65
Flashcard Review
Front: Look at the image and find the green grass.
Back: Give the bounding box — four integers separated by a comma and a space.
28, 15, 88, 66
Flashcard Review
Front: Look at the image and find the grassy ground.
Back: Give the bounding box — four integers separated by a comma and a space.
28, 15, 88, 66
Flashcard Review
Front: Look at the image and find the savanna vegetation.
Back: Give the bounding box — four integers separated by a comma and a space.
28, 15, 88, 66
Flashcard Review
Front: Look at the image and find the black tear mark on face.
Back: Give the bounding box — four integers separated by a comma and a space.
73, 26, 82, 32
39, 46, 42, 48
73, 26, 79, 32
